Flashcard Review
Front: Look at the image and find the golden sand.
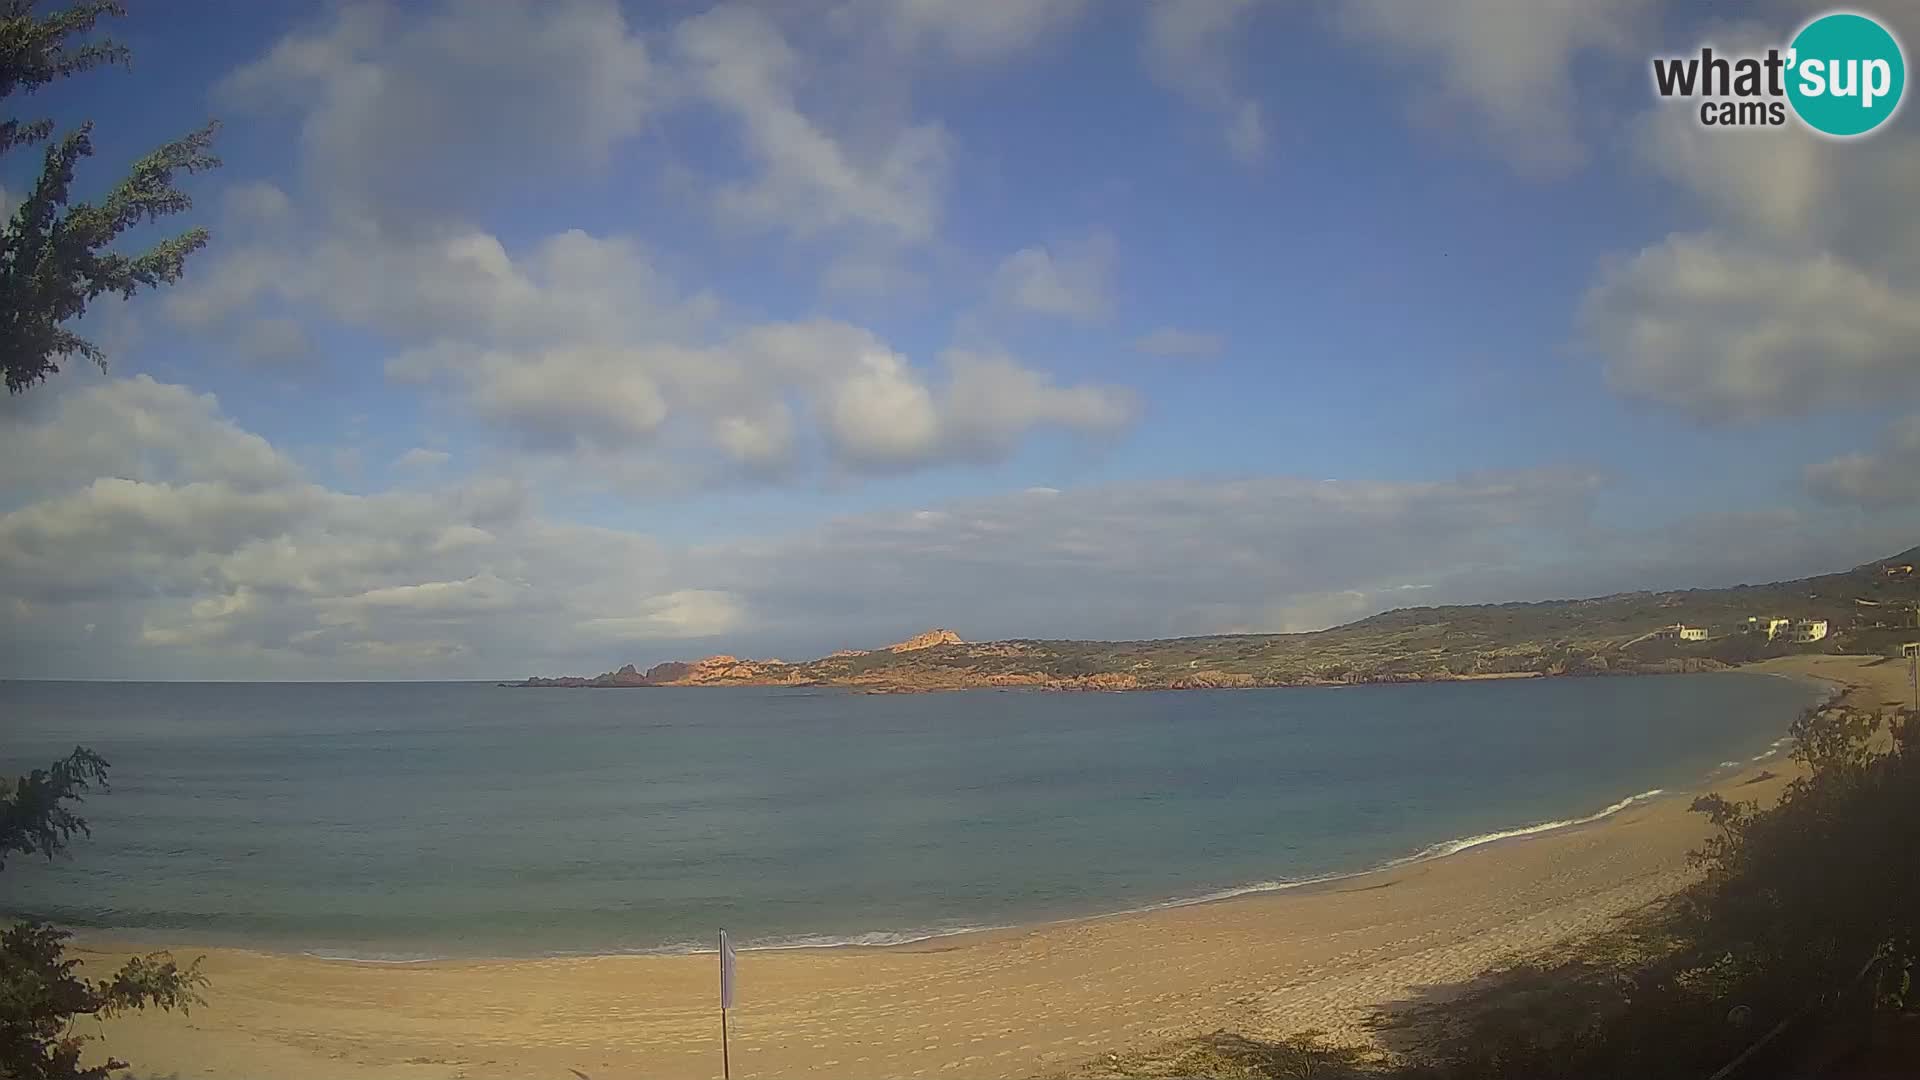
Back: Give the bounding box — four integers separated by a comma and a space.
75, 654, 1898, 1080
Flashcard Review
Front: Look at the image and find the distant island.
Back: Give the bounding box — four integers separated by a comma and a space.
508, 548, 1920, 693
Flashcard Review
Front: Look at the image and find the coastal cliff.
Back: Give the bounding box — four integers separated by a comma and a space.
509, 547, 1920, 693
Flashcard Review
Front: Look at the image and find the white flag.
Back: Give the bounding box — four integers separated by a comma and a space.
719, 930, 737, 1010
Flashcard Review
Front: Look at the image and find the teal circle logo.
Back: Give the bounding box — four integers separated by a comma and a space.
1787, 12, 1906, 137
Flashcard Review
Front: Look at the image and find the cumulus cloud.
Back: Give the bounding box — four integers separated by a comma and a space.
990, 231, 1116, 321
939, 350, 1137, 458
218, 0, 652, 227
717, 469, 1613, 645
849, 0, 1090, 62
220, 180, 294, 229
808, 341, 1136, 470
219, 0, 954, 252
1582, 7, 1920, 424
385, 314, 1133, 471
1334, 0, 1654, 174
0, 379, 739, 679
173, 192, 1133, 475
5, 378, 1902, 679
0, 381, 1577, 674
1807, 415, 1920, 507
394, 448, 452, 470
1584, 233, 1920, 420
177, 3, 1105, 483
674, 5, 950, 243
1134, 327, 1223, 359
1143, 0, 1269, 164
0, 375, 297, 498
168, 218, 709, 346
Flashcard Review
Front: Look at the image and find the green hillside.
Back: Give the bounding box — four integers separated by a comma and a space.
767, 546, 1920, 690
518, 547, 1920, 691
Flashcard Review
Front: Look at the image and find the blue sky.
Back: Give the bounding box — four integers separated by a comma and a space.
3, 0, 1918, 679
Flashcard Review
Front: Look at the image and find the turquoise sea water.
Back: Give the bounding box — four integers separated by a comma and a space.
0, 673, 1823, 960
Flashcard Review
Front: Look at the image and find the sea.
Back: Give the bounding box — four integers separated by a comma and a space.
0, 672, 1824, 962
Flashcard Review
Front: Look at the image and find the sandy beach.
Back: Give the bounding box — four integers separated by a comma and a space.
71, 654, 1901, 1080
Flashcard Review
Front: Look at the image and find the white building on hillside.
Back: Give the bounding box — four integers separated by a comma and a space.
1788, 619, 1829, 643
1748, 616, 1792, 640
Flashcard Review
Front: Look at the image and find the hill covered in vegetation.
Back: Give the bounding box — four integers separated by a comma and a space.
514, 547, 1920, 692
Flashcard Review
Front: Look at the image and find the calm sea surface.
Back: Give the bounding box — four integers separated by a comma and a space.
0, 674, 1822, 959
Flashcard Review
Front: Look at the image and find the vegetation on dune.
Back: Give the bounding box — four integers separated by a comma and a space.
1073, 700, 1920, 1079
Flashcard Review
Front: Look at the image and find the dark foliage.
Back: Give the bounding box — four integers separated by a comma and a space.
0, 747, 105, 872
0, 0, 219, 393
2, 748, 208, 1079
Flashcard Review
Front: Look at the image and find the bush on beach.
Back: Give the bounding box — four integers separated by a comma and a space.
1077, 702, 1920, 1080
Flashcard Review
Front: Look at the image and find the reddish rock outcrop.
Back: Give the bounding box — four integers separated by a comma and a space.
885, 628, 964, 653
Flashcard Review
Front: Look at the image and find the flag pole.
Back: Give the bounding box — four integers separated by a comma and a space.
719, 928, 735, 1080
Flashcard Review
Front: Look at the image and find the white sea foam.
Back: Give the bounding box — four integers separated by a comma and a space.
1390, 788, 1667, 863
1076, 787, 1677, 926
608, 925, 1014, 956
461, 786, 1687, 957
302, 951, 444, 965
1123, 873, 1350, 913
288, 785, 1688, 962
747, 927, 1009, 951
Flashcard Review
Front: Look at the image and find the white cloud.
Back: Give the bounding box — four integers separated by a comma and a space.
394, 342, 673, 451
1334, 0, 1655, 174
1134, 327, 1223, 359
234, 317, 312, 363
940, 350, 1137, 458
1143, 0, 1269, 164
220, 181, 293, 229
1807, 415, 1920, 507
1584, 233, 1920, 420
719, 469, 1608, 644
187, 1, 1124, 485
218, 0, 652, 226
0, 378, 741, 678
385, 311, 1133, 471
7, 389, 1592, 672
1582, 7, 1920, 423
5, 378, 1903, 679
849, 0, 1089, 62
822, 349, 944, 466
579, 589, 746, 641
168, 221, 713, 351
394, 448, 452, 470
0, 375, 298, 498
991, 231, 1117, 321
674, 5, 950, 243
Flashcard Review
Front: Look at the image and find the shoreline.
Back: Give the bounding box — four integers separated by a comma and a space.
267, 784, 1682, 966
50, 668, 1824, 967
69, 655, 1882, 1080
505, 662, 1723, 694
42, 774, 1701, 969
